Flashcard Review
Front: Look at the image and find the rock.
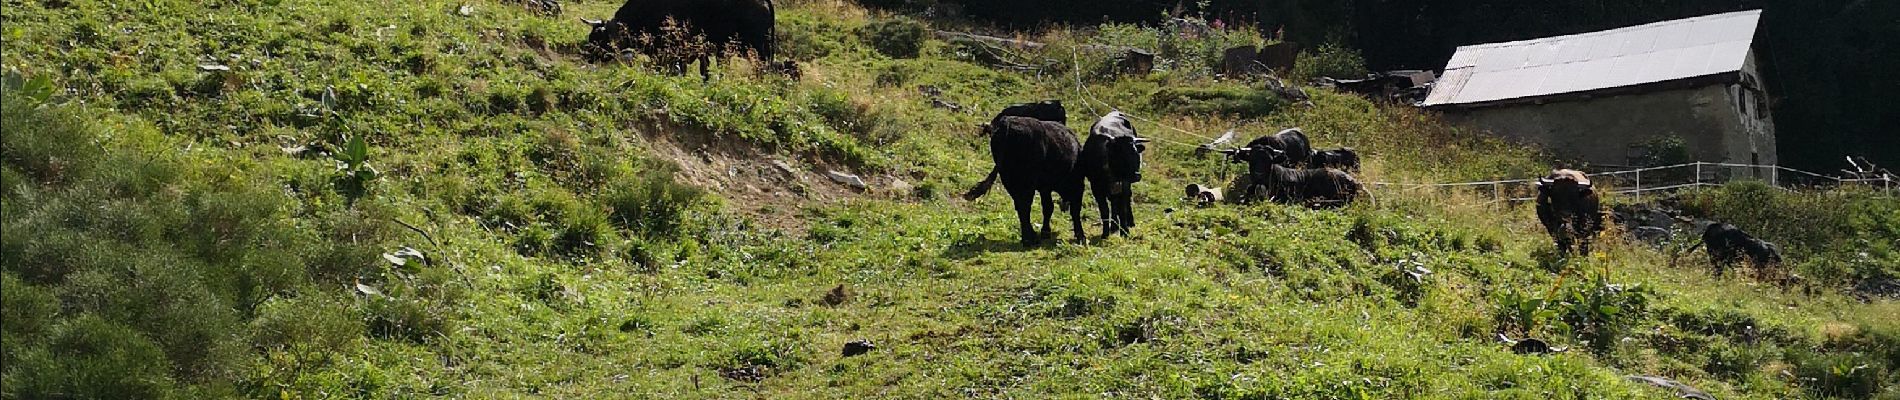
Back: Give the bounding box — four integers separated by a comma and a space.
770, 160, 797, 175
929, 98, 962, 111
842, 339, 876, 357
719, 365, 764, 382
1499, 334, 1568, 355
822, 284, 850, 306
1634, 226, 1672, 243
1511, 338, 1552, 354
889, 178, 914, 194
826, 170, 867, 190
1625, 375, 1716, 400
456, 4, 474, 16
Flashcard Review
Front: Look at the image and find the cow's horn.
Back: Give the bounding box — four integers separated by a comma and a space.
581, 18, 604, 26
1133, 137, 1152, 143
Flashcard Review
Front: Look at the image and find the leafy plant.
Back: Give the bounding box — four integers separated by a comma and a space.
331, 133, 378, 203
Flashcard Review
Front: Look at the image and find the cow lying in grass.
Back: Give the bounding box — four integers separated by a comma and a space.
1692, 223, 1784, 278
1535, 169, 1603, 255
1248, 162, 1364, 208
1227, 137, 1363, 207
1308, 147, 1360, 171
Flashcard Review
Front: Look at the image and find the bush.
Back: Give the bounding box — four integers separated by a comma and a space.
1292, 43, 1368, 81
4, 315, 178, 399
859, 18, 929, 58
1, 88, 102, 185
1150, 85, 1283, 117
600, 160, 706, 238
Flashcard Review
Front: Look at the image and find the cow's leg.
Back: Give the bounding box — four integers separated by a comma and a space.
1039, 190, 1055, 239
1576, 226, 1593, 255
1093, 184, 1116, 237
1551, 227, 1573, 255
1067, 192, 1087, 244
1011, 189, 1038, 247
1114, 189, 1134, 236
699, 55, 712, 81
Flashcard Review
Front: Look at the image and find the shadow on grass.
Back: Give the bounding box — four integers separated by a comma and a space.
941, 236, 1030, 260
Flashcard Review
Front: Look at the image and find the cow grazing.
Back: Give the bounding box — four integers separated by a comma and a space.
1078, 111, 1148, 236
1246, 163, 1362, 207
998, 100, 1067, 124
1534, 169, 1603, 255
582, 0, 788, 79
963, 116, 1086, 246
1695, 223, 1784, 277
1308, 147, 1360, 171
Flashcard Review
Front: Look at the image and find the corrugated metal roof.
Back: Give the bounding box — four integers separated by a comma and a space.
1423, 10, 1761, 107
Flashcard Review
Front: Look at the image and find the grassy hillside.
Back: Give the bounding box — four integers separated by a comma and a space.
3, 0, 1897, 398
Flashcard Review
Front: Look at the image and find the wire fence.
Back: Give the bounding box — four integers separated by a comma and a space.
1369, 161, 1898, 204
1054, 48, 1899, 202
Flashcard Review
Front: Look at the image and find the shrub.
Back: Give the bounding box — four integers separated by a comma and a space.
859, 18, 929, 58
4, 315, 178, 399
1, 88, 102, 185
1292, 43, 1368, 81
600, 160, 706, 238
1150, 85, 1283, 118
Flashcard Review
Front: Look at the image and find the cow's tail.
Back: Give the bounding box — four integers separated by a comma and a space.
964, 168, 1000, 201
1672, 238, 1706, 267
1356, 178, 1376, 207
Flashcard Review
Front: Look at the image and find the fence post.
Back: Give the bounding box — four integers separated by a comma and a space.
1493, 182, 1501, 204
1635, 168, 1643, 200
1694, 162, 1702, 187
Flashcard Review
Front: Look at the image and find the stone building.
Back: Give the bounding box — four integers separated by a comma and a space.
1423, 10, 1776, 174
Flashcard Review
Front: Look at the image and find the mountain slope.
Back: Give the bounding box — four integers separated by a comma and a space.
2, 0, 1896, 398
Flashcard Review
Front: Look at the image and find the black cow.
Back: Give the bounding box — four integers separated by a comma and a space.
1078, 111, 1148, 237
1248, 163, 1362, 207
1235, 128, 1312, 177
582, 0, 787, 79
1308, 147, 1360, 171
964, 116, 1086, 246
1694, 223, 1783, 277
1535, 169, 1603, 255
998, 100, 1067, 125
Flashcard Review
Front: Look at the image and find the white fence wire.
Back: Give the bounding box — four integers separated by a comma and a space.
1368, 161, 1898, 203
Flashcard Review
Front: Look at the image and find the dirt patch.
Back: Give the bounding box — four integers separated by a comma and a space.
626, 119, 907, 233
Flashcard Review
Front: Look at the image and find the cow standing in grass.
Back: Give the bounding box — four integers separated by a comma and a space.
1078, 111, 1148, 237
998, 100, 1067, 125
582, 0, 794, 79
964, 115, 1086, 246
1535, 169, 1603, 255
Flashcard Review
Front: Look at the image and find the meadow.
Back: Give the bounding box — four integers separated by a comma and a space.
2, 0, 1896, 398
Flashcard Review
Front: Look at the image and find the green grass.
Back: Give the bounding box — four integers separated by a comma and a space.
3, 0, 1897, 398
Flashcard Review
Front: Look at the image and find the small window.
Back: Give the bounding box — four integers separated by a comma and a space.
1753, 90, 1770, 120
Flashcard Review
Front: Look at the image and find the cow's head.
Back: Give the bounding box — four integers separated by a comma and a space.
1106, 135, 1149, 185
1536, 169, 1593, 200
1243, 147, 1290, 178
581, 18, 616, 59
